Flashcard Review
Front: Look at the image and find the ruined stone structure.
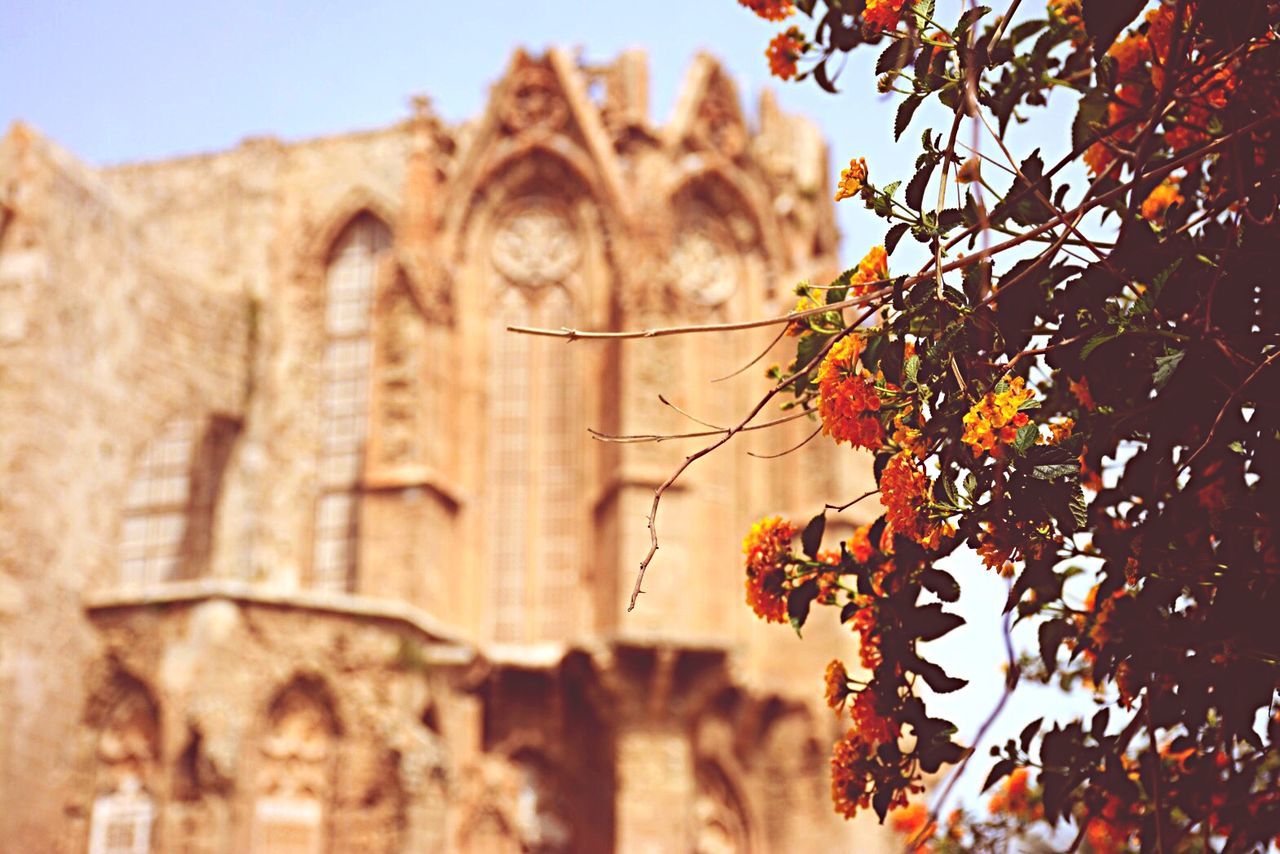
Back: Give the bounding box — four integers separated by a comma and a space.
0, 49, 888, 852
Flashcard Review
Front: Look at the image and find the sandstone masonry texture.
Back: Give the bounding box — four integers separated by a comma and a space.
0, 49, 888, 852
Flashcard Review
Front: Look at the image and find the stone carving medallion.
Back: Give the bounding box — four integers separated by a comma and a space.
491, 202, 579, 288
668, 226, 737, 307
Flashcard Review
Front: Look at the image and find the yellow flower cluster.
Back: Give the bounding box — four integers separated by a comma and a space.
1140, 177, 1184, 222
835, 157, 868, 202
862, 0, 909, 33
961, 375, 1034, 457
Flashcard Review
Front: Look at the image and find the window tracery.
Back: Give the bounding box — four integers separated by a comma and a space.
486, 199, 584, 642
120, 417, 198, 586
87, 683, 160, 854
251, 683, 337, 854
314, 213, 391, 592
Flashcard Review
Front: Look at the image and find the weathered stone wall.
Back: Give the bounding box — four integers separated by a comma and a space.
0, 48, 896, 852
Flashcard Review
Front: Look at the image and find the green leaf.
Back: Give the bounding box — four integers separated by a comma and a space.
1153, 350, 1185, 391
1033, 462, 1080, 481
1082, 0, 1148, 59
904, 354, 921, 384
787, 579, 820, 637
912, 654, 970, 693
911, 0, 936, 32
906, 161, 937, 212
1019, 718, 1043, 752
1068, 484, 1087, 530
953, 6, 991, 42
895, 95, 925, 142
982, 758, 1017, 793
885, 222, 910, 256
913, 603, 966, 642
920, 567, 961, 602
876, 38, 915, 76
801, 513, 826, 560
1072, 88, 1110, 153
1038, 618, 1070, 677
1014, 422, 1039, 455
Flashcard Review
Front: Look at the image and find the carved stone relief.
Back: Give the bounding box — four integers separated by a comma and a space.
500, 65, 569, 134
374, 288, 425, 467
256, 686, 335, 799
491, 200, 579, 289
691, 72, 748, 158
96, 688, 160, 793
667, 223, 737, 308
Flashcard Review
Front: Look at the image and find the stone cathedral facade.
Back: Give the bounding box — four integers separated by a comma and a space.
0, 49, 889, 852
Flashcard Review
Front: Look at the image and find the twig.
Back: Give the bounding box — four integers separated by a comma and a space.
588, 410, 807, 444
1176, 347, 1279, 476
658, 394, 723, 431
748, 425, 822, 459
627, 304, 881, 611
825, 489, 879, 513
712, 324, 788, 383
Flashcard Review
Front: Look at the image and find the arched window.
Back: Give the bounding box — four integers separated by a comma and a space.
87, 681, 160, 854
486, 199, 584, 642
314, 213, 391, 592
251, 681, 338, 854
120, 418, 198, 586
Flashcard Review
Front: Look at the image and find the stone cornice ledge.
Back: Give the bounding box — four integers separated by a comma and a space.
83, 579, 475, 663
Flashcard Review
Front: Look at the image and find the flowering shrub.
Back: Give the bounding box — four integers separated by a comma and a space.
727, 0, 1280, 849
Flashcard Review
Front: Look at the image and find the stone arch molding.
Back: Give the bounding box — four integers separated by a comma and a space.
302, 186, 399, 281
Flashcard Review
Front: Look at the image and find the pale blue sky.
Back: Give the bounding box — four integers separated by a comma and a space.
3, 0, 1092, 818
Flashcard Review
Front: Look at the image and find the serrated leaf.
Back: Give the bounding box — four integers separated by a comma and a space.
1014, 422, 1039, 455
896, 95, 925, 142
1068, 485, 1087, 530
1033, 463, 1080, 481
904, 354, 921, 383
801, 512, 826, 559
1153, 350, 1185, 390
876, 38, 915, 75
885, 222, 910, 255
905, 161, 937, 212
1072, 88, 1110, 153
953, 6, 991, 42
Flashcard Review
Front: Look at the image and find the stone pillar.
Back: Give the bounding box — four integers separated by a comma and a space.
613, 728, 694, 854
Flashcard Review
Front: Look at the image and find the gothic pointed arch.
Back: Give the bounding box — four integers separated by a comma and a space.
248, 675, 341, 854
694, 760, 754, 854
119, 411, 239, 587
669, 54, 751, 160
84, 670, 161, 854
311, 210, 393, 592
457, 147, 616, 642
305, 187, 399, 274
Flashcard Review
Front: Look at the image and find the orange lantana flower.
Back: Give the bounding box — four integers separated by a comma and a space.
817, 336, 885, 451
835, 157, 868, 201
737, 0, 793, 21
743, 516, 795, 623
766, 27, 807, 81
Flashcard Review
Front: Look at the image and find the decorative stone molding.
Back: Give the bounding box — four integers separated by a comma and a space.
500, 64, 570, 135
490, 198, 580, 290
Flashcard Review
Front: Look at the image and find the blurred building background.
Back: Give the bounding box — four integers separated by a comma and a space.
0, 49, 893, 852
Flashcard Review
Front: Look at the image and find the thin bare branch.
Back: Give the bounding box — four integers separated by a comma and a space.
712, 324, 788, 383
657, 394, 724, 431
825, 489, 879, 513
748, 425, 822, 459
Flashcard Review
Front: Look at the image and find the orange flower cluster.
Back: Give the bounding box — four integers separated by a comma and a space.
737, 0, 793, 21
961, 375, 1034, 457
1085, 795, 1138, 853
987, 767, 1034, 816
1043, 417, 1075, 445
743, 516, 796, 622
1140, 176, 1184, 222
847, 523, 875, 563
817, 336, 885, 450
825, 659, 852, 713
880, 450, 942, 546
862, 0, 909, 33
835, 157, 868, 201
849, 244, 889, 296
1047, 0, 1084, 42
889, 802, 936, 850
831, 691, 910, 818
766, 27, 807, 80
